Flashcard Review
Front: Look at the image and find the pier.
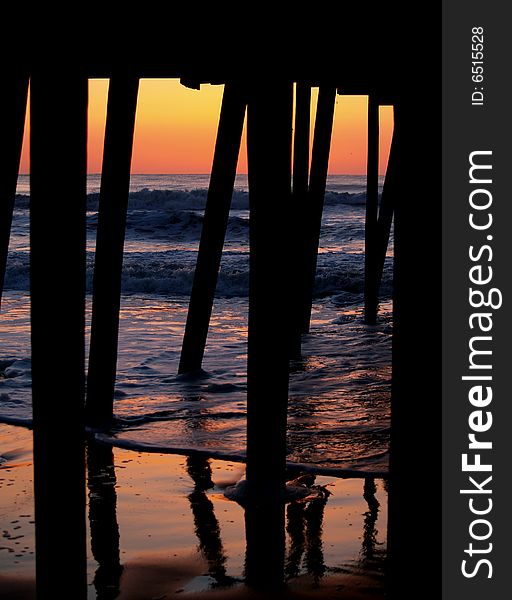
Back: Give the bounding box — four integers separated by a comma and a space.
2, 24, 440, 598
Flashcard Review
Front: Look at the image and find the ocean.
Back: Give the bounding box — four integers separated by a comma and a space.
1, 174, 393, 473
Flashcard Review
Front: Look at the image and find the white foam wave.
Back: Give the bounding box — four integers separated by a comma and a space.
14, 188, 369, 213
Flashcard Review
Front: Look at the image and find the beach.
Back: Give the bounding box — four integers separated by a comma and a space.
1, 423, 386, 599
1, 175, 392, 598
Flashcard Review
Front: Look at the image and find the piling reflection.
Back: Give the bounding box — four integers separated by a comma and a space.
185, 455, 234, 587
286, 501, 306, 578
86, 440, 123, 600
81, 441, 385, 597
304, 493, 328, 583
361, 477, 384, 568
286, 489, 329, 584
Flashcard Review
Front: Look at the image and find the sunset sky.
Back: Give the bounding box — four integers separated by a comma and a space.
19, 80, 393, 175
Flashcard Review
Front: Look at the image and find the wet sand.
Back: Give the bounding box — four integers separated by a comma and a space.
0, 568, 383, 600
0, 424, 386, 599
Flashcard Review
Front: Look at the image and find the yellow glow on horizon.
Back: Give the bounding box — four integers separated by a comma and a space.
379, 105, 394, 176
19, 79, 393, 176
87, 79, 109, 172
315, 92, 393, 176
132, 80, 225, 173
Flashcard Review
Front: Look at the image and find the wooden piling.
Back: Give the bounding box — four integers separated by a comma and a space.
374, 113, 397, 293
387, 98, 440, 597
245, 81, 293, 497
86, 75, 139, 427
30, 72, 88, 600
178, 84, 246, 374
290, 82, 311, 356
364, 95, 380, 324
245, 499, 286, 590
301, 86, 336, 333
0, 74, 29, 310
293, 83, 311, 196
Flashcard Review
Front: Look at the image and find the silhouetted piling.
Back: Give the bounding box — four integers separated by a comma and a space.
387, 98, 440, 597
375, 112, 396, 292
364, 95, 380, 324
179, 84, 246, 374
30, 73, 88, 600
245, 81, 293, 496
301, 86, 336, 333
0, 74, 29, 310
245, 499, 286, 590
293, 83, 311, 196
86, 76, 139, 427
290, 82, 311, 356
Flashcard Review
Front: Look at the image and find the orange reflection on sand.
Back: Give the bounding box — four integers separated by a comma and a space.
0, 424, 387, 597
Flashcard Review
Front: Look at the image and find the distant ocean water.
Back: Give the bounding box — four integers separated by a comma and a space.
1, 174, 393, 472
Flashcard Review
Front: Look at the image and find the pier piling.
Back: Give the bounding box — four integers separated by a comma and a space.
86, 75, 139, 426
375, 115, 396, 296
301, 86, 336, 333
364, 95, 380, 324
179, 84, 246, 374
245, 81, 293, 497
0, 73, 29, 309
387, 98, 439, 597
290, 82, 311, 356
30, 72, 88, 599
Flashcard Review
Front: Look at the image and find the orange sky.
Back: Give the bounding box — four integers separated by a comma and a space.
19, 80, 393, 175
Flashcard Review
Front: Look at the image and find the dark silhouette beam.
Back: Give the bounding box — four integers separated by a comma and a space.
86, 75, 139, 427
374, 111, 396, 296
179, 84, 246, 374
387, 97, 440, 597
245, 81, 293, 497
0, 73, 29, 310
293, 83, 311, 196
244, 498, 286, 590
290, 82, 311, 357
364, 95, 380, 324
30, 72, 88, 600
301, 86, 336, 333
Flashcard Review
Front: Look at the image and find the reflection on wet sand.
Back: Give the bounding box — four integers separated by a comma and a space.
85, 443, 339, 594
185, 455, 234, 587
86, 440, 123, 600
303, 492, 329, 584
4, 430, 388, 598
361, 477, 382, 566
286, 486, 330, 585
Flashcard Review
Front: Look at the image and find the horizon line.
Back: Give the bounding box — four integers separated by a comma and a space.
18, 172, 382, 177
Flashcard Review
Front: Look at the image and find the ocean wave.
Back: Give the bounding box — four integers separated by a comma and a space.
7, 188, 391, 298
3, 250, 392, 298
14, 188, 368, 212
